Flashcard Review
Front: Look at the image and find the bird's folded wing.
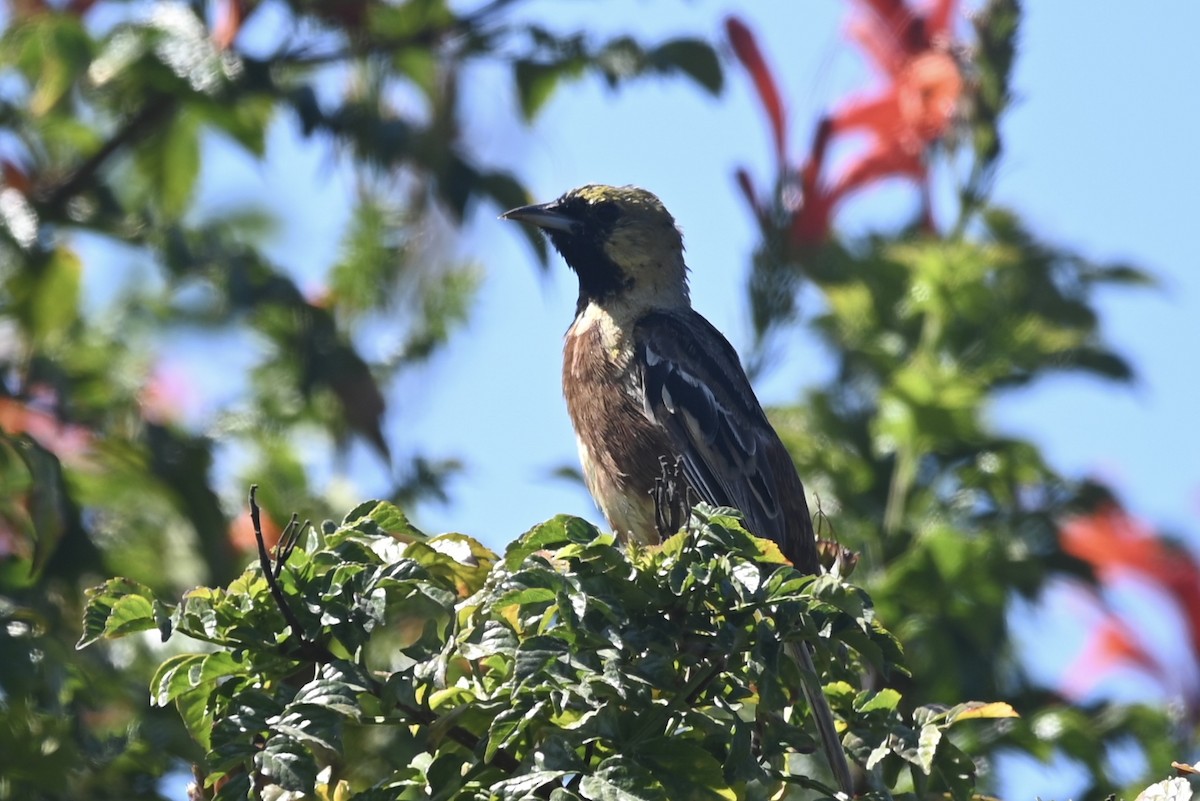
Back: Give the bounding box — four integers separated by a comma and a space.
635, 310, 791, 547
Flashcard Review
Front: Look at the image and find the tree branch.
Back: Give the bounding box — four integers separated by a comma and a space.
272, 0, 522, 68
36, 98, 177, 211
249, 485, 334, 663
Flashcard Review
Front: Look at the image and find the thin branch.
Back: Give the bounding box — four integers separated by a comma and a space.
273, 0, 522, 68
391, 698, 522, 774
249, 485, 333, 663
272, 514, 303, 580
36, 98, 177, 210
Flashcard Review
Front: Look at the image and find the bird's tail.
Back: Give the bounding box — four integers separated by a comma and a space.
786, 640, 854, 796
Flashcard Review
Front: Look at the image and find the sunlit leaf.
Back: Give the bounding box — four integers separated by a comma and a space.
947, 701, 1019, 722
78, 578, 170, 648
151, 651, 246, 706
917, 723, 942, 773
134, 107, 200, 219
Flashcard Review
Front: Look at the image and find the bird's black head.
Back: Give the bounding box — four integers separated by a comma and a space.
502, 184, 689, 311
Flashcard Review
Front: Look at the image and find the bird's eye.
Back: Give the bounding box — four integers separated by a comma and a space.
589, 200, 621, 227
558, 196, 620, 234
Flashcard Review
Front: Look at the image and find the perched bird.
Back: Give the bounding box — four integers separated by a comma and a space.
503, 184, 853, 794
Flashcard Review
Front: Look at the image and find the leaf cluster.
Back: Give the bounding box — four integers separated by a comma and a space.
81, 501, 1013, 800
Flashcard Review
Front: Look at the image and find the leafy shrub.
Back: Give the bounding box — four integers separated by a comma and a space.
82, 497, 1013, 800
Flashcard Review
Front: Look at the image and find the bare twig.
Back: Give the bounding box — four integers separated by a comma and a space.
272, 513, 303, 580
249, 485, 333, 663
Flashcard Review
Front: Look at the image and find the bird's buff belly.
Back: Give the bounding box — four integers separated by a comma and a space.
574, 434, 661, 546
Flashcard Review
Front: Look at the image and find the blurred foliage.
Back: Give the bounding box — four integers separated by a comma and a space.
0, 0, 721, 797
82, 499, 1016, 800
728, 0, 1192, 797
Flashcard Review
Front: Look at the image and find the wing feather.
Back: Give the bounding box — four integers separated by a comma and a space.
636, 310, 818, 573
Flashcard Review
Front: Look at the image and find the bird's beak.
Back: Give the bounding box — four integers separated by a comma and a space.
500, 200, 579, 234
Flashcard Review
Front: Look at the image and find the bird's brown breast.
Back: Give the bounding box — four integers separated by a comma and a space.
563, 313, 673, 544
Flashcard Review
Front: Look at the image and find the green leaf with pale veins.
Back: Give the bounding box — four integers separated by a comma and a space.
917, 723, 942, 774
580, 757, 665, 801
504, 515, 602, 570
78, 578, 172, 648
151, 651, 246, 707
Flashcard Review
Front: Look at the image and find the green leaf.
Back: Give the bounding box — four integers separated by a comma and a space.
946, 701, 1018, 722
294, 662, 371, 717
514, 635, 571, 684
257, 736, 318, 792
505, 515, 602, 570
514, 60, 566, 121
175, 685, 216, 751
17, 16, 93, 116
579, 757, 665, 801
492, 771, 571, 800
366, 499, 427, 540
201, 95, 275, 156
404, 534, 497, 597
11, 246, 82, 345
550, 790, 586, 801
648, 39, 723, 94
151, 651, 245, 706
496, 586, 558, 608
0, 435, 68, 580
636, 737, 738, 800
916, 722, 941, 774
78, 578, 169, 648
134, 107, 200, 219
856, 688, 902, 714
1086, 261, 1156, 286
271, 704, 346, 753
212, 771, 252, 801
394, 48, 439, 97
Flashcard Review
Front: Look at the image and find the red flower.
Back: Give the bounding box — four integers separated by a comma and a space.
832, 0, 962, 177
846, 0, 958, 79
228, 505, 282, 553
213, 0, 247, 50
1059, 585, 1167, 701
0, 396, 93, 464
139, 362, 195, 425
726, 1, 962, 247
1062, 504, 1200, 662
1058, 503, 1200, 712
725, 17, 788, 164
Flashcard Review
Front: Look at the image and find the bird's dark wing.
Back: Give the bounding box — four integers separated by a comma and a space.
634, 310, 818, 573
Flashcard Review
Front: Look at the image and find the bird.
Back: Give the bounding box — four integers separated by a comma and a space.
502, 183, 854, 794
